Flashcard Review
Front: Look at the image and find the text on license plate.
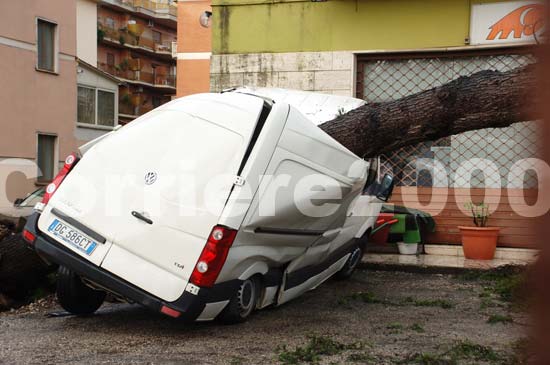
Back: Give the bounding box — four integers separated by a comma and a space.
48, 219, 97, 255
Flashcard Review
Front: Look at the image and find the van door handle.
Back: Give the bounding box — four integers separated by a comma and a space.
131, 211, 153, 225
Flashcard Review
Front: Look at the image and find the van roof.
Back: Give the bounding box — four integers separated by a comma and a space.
233, 87, 366, 125
156, 92, 265, 138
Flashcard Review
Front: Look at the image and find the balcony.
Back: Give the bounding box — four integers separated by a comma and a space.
98, 19, 176, 59
119, 101, 153, 117
100, 0, 177, 24
98, 62, 176, 90
132, 0, 177, 17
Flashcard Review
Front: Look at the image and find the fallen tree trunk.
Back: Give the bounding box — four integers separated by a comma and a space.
319, 65, 539, 158
0, 230, 54, 304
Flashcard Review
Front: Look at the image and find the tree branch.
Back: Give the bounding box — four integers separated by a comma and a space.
319, 65, 539, 158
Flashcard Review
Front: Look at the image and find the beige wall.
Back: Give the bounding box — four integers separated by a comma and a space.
0, 0, 76, 55
0, 0, 77, 202
77, 0, 98, 65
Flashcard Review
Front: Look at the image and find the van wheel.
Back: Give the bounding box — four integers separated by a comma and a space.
56, 266, 106, 315
218, 276, 260, 324
335, 246, 363, 280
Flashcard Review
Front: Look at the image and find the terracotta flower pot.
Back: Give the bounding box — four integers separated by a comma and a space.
458, 226, 500, 260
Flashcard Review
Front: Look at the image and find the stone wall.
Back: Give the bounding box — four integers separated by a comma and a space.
210, 51, 355, 96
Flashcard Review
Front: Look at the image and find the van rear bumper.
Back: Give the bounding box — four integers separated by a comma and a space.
25, 212, 240, 321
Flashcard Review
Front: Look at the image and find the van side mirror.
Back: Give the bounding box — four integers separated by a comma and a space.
375, 174, 395, 202
13, 198, 24, 207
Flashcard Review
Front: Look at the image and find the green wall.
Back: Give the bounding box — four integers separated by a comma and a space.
212, 0, 514, 54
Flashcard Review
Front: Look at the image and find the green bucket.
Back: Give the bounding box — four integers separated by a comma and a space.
389, 214, 407, 234
403, 229, 421, 244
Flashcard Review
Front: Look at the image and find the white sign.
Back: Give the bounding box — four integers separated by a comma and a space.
470, 1, 545, 45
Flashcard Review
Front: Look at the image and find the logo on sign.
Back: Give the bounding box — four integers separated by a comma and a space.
487, 4, 545, 41
144, 172, 158, 185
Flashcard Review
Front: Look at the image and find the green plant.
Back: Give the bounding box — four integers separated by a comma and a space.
461, 265, 527, 307
118, 59, 129, 71
464, 202, 490, 227
410, 323, 425, 333
347, 352, 376, 363
119, 34, 126, 46
338, 291, 383, 305
97, 28, 105, 43
403, 341, 504, 365
447, 341, 501, 362
386, 322, 404, 334
402, 297, 454, 309
403, 352, 455, 365
277, 336, 362, 364
120, 93, 131, 105
487, 314, 513, 324
230, 356, 246, 365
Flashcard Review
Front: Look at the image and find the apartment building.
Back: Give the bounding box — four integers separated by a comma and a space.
97, 0, 178, 123
176, 0, 212, 97
0, 0, 79, 202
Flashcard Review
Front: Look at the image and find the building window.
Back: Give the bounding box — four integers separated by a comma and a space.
152, 30, 162, 44
37, 19, 57, 72
107, 53, 115, 67
78, 86, 96, 125
98, 90, 116, 126
105, 17, 115, 29
78, 86, 117, 128
37, 134, 57, 182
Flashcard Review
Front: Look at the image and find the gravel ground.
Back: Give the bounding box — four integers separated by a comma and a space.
0, 269, 529, 364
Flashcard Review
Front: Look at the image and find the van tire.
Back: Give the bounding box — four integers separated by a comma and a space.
335, 246, 363, 280
218, 276, 260, 324
56, 266, 106, 315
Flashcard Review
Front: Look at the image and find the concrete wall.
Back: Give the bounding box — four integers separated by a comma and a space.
77, 0, 98, 65
210, 51, 355, 95
0, 0, 77, 202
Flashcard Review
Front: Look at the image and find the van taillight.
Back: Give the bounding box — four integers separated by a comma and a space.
189, 226, 237, 288
41, 153, 80, 205
22, 229, 36, 245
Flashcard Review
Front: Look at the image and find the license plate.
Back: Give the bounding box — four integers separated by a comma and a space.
48, 219, 97, 255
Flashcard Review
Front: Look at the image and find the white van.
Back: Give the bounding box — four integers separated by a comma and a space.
23, 90, 394, 323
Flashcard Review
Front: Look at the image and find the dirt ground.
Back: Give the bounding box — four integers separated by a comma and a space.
0, 268, 529, 365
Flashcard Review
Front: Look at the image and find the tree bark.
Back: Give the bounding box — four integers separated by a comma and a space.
319, 65, 539, 158
0, 232, 53, 302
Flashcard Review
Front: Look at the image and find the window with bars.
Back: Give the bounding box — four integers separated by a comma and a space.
356, 49, 540, 189
78, 86, 116, 128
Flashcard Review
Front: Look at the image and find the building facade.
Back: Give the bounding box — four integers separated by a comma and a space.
208, 0, 544, 250
176, 0, 212, 97
97, 0, 178, 123
0, 0, 79, 202
0, 0, 124, 206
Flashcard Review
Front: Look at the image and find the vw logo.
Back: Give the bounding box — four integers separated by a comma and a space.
144, 172, 158, 185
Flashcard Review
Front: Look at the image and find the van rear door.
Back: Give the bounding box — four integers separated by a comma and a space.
42, 93, 265, 302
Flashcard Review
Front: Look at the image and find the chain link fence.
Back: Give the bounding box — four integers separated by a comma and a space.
357, 50, 541, 189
